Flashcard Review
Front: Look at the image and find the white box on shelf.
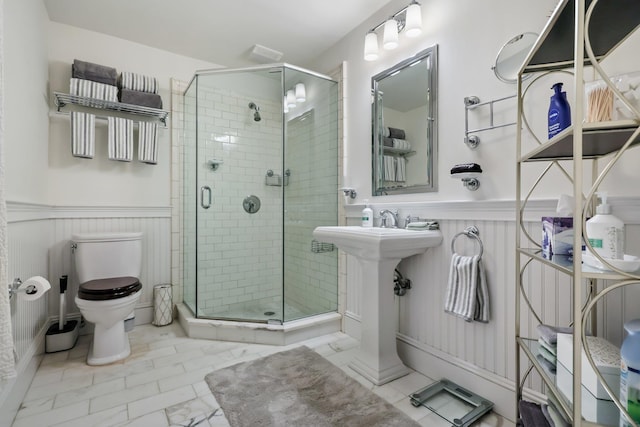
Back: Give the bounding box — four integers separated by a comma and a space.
556, 333, 620, 400
556, 362, 619, 426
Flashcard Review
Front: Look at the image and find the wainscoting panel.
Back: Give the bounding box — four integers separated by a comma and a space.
7, 219, 49, 362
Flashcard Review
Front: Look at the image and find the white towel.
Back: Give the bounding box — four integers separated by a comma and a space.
383, 155, 396, 181
138, 121, 158, 164
396, 157, 406, 182
108, 117, 133, 162
70, 111, 95, 158
444, 253, 490, 322
119, 71, 159, 94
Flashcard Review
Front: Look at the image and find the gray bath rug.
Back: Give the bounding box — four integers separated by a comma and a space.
204, 346, 420, 427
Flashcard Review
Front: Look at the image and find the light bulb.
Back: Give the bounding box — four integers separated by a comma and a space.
364, 31, 379, 61
405, 2, 422, 38
286, 90, 296, 108
383, 18, 399, 50
283, 96, 289, 113
295, 83, 306, 102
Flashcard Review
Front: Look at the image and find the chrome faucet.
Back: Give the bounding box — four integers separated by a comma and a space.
379, 209, 399, 228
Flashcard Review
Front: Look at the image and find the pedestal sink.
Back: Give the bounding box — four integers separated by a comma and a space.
313, 225, 443, 385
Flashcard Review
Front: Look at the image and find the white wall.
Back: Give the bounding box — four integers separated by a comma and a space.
313, 0, 640, 202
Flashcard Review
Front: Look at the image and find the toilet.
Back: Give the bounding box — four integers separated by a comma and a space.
73, 232, 143, 365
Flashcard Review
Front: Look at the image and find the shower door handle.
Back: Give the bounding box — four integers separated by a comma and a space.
200, 186, 212, 209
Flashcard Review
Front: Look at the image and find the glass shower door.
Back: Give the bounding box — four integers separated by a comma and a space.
195, 69, 284, 322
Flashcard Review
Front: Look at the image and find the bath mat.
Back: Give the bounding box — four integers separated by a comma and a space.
204, 346, 420, 427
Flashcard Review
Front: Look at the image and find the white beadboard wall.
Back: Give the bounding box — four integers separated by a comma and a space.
342, 198, 640, 419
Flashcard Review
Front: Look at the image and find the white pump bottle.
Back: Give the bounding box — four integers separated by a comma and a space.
585, 192, 624, 260
361, 200, 373, 228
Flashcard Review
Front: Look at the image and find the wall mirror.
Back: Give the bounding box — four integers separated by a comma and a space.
372, 45, 438, 196
492, 32, 538, 83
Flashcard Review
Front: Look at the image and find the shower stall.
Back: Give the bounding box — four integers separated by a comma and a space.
182, 64, 339, 325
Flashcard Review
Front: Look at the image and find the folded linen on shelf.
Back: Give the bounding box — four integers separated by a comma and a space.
70, 78, 118, 102
108, 117, 134, 162
119, 88, 163, 109
70, 111, 95, 158
444, 253, 490, 322
119, 72, 159, 94
536, 324, 573, 346
383, 126, 406, 139
138, 121, 159, 164
72, 59, 117, 86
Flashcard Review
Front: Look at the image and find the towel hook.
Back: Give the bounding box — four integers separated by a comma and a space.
451, 226, 483, 258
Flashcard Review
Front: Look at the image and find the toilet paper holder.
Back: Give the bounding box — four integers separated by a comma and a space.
8, 278, 37, 299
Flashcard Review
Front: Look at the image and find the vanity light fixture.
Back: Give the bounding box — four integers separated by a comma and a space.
286, 90, 296, 109
284, 83, 307, 112
363, 1, 422, 61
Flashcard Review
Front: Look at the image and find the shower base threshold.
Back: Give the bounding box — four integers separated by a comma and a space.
176, 303, 341, 346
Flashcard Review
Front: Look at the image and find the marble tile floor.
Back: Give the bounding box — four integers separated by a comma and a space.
12, 323, 515, 427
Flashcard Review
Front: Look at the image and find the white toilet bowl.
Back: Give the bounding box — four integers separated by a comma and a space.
75, 287, 141, 365
72, 232, 143, 365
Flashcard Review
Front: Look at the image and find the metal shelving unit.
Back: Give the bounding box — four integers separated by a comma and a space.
53, 92, 169, 125
515, 1, 640, 426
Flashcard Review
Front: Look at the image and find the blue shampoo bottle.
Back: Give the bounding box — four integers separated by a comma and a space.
548, 82, 571, 139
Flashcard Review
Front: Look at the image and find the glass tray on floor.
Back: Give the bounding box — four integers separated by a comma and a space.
410, 379, 494, 427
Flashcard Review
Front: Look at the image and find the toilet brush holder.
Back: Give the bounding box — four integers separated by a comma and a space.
45, 275, 79, 353
45, 320, 79, 353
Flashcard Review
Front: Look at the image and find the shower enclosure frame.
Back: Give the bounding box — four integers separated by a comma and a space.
181, 63, 340, 326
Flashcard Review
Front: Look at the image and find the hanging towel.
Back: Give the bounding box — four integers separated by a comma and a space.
119, 71, 159, 94
108, 117, 133, 162
383, 155, 396, 181
138, 121, 159, 164
396, 157, 406, 182
70, 112, 95, 158
72, 59, 117, 86
444, 253, 490, 322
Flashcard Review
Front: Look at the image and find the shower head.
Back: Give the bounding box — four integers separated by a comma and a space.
248, 102, 262, 122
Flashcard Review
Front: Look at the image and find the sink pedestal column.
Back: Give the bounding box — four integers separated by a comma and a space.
349, 257, 410, 385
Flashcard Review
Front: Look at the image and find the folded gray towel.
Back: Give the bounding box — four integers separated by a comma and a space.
119, 89, 163, 109
536, 324, 573, 345
72, 59, 117, 86
385, 127, 406, 139
518, 401, 551, 427
383, 137, 394, 147
535, 354, 556, 375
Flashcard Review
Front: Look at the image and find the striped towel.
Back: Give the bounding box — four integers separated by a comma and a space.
138, 121, 159, 164
70, 111, 95, 158
70, 78, 117, 102
107, 117, 134, 162
444, 253, 490, 322
119, 71, 158, 94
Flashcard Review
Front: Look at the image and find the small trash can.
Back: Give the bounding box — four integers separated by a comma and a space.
152, 284, 173, 326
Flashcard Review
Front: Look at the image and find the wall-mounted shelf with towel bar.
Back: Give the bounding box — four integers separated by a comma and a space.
383, 147, 416, 157
54, 92, 169, 126
464, 95, 516, 149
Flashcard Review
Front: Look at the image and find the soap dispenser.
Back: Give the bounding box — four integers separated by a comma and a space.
361, 200, 373, 228
586, 192, 624, 259
548, 82, 571, 139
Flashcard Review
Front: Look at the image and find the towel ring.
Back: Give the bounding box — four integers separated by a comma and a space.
451, 226, 484, 258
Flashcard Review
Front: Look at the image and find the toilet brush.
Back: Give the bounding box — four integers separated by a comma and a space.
45, 275, 79, 353
59, 275, 67, 330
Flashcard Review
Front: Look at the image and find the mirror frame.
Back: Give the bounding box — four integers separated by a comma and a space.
371, 45, 438, 196
492, 32, 538, 84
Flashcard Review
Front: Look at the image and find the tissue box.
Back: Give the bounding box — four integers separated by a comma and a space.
542, 217, 574, 255
556, 333, 620, 400
556, 362, 619, 426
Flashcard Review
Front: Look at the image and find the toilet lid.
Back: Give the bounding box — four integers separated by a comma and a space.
78, 276, 142, 301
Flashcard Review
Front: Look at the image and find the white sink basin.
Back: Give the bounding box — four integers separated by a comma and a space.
312, 226, 443, 260
313, 225, 443, 385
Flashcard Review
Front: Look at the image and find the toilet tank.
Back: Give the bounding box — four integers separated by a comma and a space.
72, 232, 143, 284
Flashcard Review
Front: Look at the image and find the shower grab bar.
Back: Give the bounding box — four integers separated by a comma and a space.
200, 186, 212, 209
